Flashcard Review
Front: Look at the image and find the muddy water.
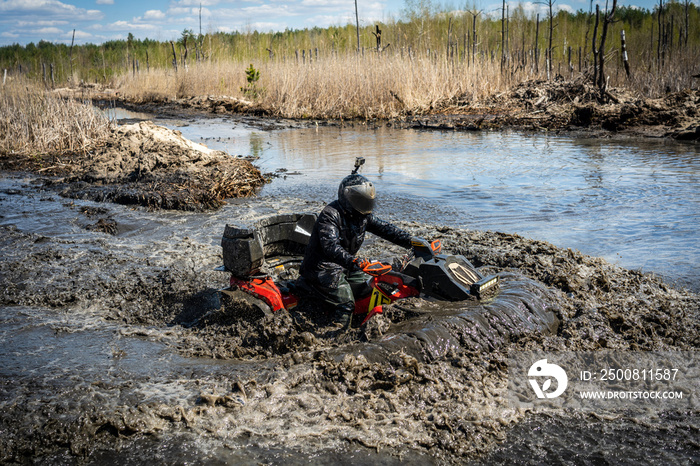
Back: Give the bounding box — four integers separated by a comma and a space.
148, 114, 700, 292
1, 111, 699, 464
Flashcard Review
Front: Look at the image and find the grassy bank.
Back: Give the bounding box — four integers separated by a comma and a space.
0, 82, 111, 159
115, 54, 514, 119
113, 42, 700, 122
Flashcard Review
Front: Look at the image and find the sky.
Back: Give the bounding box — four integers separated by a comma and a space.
0, 0, 690, 47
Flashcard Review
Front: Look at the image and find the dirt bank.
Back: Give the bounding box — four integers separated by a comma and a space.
398, 78, 700, 140
70, 78, 700, 141
0, 121, 266, 211
1, 208, 697, 463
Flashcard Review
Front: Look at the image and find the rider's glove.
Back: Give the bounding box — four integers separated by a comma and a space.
354, 258, 392, 276
353, 257, 370, 271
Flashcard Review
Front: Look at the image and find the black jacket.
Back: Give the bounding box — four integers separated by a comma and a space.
300, 200, 412, 289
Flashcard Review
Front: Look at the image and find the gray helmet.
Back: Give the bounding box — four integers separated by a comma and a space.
338, 174, 376, 215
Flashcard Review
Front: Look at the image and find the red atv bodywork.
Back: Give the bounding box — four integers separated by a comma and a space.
229, 268, 421, 325
352, 271, 420, 324
229, 276, 298, 312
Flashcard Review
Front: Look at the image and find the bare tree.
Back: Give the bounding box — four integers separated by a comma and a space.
592, 4, 600, 85
547, 0, 555, 79
198, 3, 204, 62
180, 29, 194, 69
583, 0, 594, 68
657, 0, 664, 66
354, 0, 360, 52
597, 0, 618, 90
684, 0, 690, 47
471, 10, 481, 65
536, 0, 557, 79
169, 41, 178, 72
535, 13, 540, 74
69, 29, 76, 80
501, 0, 507, 71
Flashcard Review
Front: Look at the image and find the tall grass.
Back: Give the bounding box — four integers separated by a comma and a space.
0, 82, 112, 157
116, 52, 524, 119
114, 24, 700, 121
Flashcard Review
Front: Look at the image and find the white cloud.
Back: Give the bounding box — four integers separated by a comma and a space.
173, 0, 220, 5
250, 21, 286, 32
100, 20, 159, 31
96, 0, 114, 5
35, 26, 63, 34
16, 19, 69, 27
241, 4, 297, 17
305, 14, 354, 28
483, 1, 579, 18
71, 29, 94, 40
0, 0, 104, 21
301, 0, 347, 6
559, 4, 574, 13
143, 10, 166, 20
167, 6, 196, 16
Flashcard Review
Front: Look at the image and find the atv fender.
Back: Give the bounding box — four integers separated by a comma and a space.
220, 287, 274, 321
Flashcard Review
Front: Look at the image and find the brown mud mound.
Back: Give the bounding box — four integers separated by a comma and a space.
496, 78, 700, 138
1, 121, 266, 211
133, 94, 256, 116
55, 121, 266, 211
400, 78, 700, 140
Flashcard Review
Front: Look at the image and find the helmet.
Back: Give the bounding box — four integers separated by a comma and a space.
338, 174, 376, 215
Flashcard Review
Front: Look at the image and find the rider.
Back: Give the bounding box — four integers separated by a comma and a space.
299, 160, 413, 325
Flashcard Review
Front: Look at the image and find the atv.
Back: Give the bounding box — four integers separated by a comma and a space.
217, 213, 499, 326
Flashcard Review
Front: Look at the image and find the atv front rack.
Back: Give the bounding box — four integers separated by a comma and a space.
401, 252, 499, 301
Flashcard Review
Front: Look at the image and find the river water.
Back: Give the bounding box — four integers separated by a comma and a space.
1, 110, 698, 464
159, 113, 700, 292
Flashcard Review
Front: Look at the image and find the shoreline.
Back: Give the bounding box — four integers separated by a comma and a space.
60, 78, 700, 142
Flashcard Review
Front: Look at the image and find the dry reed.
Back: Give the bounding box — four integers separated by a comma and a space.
209, 163, 266, 200
114, 41, 700, 121
0, 82, 112, 157
115, 53, 523, 119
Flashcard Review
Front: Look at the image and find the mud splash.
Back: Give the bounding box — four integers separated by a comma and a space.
1, 187, 697, 463
177, 270, 558, 362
